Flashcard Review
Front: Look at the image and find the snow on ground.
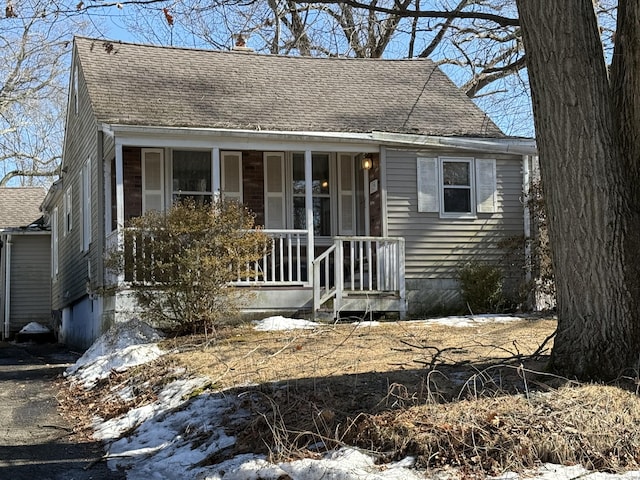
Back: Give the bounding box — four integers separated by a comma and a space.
19, 321, 51, 334
253, 315, 320, 331
64, 316, 639, 480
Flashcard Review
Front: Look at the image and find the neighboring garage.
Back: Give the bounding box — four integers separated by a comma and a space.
0, 187, 51, 339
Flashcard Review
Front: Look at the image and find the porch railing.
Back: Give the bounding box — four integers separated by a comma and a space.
105, 229, 405, 317
107, 228, 310, 286
234, 229, 309, 285
312, 236, 405, 317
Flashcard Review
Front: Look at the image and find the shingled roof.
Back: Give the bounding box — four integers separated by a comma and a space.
74, 37, 503, 137
0, 187, 46, 229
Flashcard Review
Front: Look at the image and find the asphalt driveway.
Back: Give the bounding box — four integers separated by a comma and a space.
0, 341, 123, 480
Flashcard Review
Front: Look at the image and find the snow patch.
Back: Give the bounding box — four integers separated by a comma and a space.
253, 316, 320, 331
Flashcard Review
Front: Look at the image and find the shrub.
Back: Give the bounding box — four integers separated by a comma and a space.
458, 261, 505, 314
107, 198, 270, 334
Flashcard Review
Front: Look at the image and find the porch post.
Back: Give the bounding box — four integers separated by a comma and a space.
115, 141, 125, 284
363, 162, 370, 236
115, 141, 125, 230
305, 149, 314, 281
212, 147, 221, 201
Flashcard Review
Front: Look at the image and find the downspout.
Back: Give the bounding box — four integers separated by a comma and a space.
522, 156, 532, 285
3, 234, 11, 339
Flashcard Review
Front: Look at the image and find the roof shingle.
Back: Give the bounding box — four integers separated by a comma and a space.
0, 187, 46, 229
75, 37, 503, 137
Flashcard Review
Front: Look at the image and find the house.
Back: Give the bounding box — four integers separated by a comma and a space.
0, 187, 51, 339
44, 36, 537, 349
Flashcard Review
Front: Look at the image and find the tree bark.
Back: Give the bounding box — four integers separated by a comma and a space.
516, 0, 640, 380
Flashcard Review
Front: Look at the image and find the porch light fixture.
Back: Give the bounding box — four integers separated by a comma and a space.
362, 156, 373, 170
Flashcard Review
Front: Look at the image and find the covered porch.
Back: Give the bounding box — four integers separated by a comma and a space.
105, 143, 406, 319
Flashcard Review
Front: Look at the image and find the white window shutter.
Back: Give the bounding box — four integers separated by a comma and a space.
475, 158, 497, 213
142, 149, 164, 213
417, 157, 439, 213
264, 152, 285, 228
338, 154, 356, 235
221, 152, 242, 201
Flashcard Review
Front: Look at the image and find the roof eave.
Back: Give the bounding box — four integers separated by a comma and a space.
100, 124, 537, 155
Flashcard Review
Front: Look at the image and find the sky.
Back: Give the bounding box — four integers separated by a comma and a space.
58, 316, 640, 480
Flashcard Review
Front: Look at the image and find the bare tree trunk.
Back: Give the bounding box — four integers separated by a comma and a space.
516, 0, 640, 380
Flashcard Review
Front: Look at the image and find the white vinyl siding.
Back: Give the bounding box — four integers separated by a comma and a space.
142, 148, 164, 213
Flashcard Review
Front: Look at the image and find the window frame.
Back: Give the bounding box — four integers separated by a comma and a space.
291, 152, 333, 237
170, 149, 213, 205
439, 157, 475, 218
63, 185, 73, 235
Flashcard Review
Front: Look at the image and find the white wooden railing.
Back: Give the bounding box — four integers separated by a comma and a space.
312, 236, 405, 316
105, 229, 405, 318
234, 229, 309, 285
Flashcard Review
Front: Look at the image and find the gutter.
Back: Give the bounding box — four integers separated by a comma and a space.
99, 123, 538, 155
371, 132, 538, 155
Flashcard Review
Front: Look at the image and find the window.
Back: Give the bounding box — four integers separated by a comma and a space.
292, 153, 331, 236
417, 156, 496, 217
172, 150, 212, 204
81, 159, 91, 252
63, 185, 72, 235
442, 159, 473, 214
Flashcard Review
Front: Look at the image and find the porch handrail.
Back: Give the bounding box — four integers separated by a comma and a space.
312, 235, 406, 318
312, 243, 337, 312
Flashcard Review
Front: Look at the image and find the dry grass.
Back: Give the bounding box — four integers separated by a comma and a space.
58, 316, 640, 476
160, 318, 556, 391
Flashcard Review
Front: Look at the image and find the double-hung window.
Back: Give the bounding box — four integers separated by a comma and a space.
441, 159, 473, 214
172, 150, 212, 205
417, 156, 496, 217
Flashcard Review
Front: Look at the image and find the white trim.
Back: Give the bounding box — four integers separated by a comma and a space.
439, 157, 476, 219
380, 147, 389, 237
212, 147, 221, 201
101, 123, 536, 154
115, 142, 125, 229
304, 150, 314, 276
